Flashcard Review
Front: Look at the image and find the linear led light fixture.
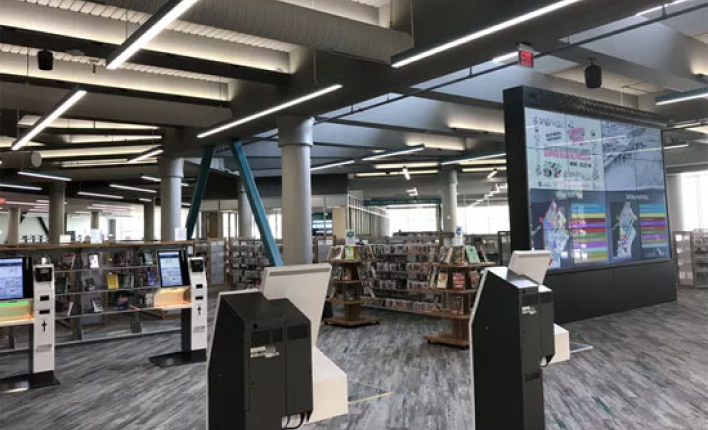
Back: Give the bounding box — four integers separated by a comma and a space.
441, 152, 506, 166
492, 52, 518, 63
5, 201, 42, 206
110, 184, 157, 194
12, 87, 87, 151
106, 0, 201, 70
0, 183, 43, 191
355, 172, 388, 178
198, 85, 343, 139
655, 87, 708, 106
362, 145, 426, 161
128, 148, 164, 164
403, 167, 411, 181
636, 0, 691, 16
391, 0, 583, 68
141, 175, 161, 182
487, 169, 499, 179
18, 171, 72, 182
77, 191, 124, 200
139, 198, 153, 203
310, 159, 356, 172
664, 142, 690, 150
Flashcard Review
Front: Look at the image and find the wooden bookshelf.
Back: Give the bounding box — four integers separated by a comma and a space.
324, 257, 379, 328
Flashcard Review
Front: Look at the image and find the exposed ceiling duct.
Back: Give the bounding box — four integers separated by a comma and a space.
101, 0, 413, 63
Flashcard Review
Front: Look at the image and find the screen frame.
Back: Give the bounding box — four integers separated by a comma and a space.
505, 86, 673, 275
0, 257, 33, 301
156, 250, 191, 288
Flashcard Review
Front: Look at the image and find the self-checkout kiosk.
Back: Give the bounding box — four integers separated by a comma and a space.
0, 258, 59, 393
470, 251, 566, 430
149, 250, 208, 367
207, 263, 348, 430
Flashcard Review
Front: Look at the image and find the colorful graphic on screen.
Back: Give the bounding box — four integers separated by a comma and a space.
0, 258, 25, 301
570, 202, 609, 265
525, 107, 670, 270
639, 202, 670, 259
158, 251, 185, 288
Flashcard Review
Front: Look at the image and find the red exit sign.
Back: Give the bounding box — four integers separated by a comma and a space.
518, 50, 534, 68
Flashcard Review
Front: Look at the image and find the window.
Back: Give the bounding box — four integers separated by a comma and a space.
387, 206, 438, 235
678, 172, 708, 230
458, 203, 510, 235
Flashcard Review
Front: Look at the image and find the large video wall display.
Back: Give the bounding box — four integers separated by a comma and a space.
525, 107, 670, 270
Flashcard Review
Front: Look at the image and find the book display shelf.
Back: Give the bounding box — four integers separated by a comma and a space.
193, 239, 226, 286
690, 230, 708, 288
422, 245, 494, 348
673, 231, 695, 287
229, 238, 284, 290
325, 245, 380, 328
0, 241, 193, 349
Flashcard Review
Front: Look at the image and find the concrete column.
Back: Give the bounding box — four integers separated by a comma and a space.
7, 207, 21, 245
144, 199, 156, 241
159, 154, 184, 241
278, 115, 314, 265
238, 184, 254, 238
441, 169, 459, 233
90, 211, 101, 230
49, 182, 66, 244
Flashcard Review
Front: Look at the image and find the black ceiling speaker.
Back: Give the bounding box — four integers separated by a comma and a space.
585, 60, 602, 89
38, 50, 54, 71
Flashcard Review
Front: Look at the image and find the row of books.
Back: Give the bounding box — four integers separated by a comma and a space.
428, 269, 481, 290
327, 245, 375, 261
56, 251, 156, 270
231, 257, 271, 266
370, 244, 438, 257
436, 245, 484, 265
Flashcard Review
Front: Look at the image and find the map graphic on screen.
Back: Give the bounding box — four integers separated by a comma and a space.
525, 107, 670, 270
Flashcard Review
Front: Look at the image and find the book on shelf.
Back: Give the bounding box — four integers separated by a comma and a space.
112, 295, 130, 311
121, 274, 135, 288
452, 272, 466, 290
143, 251, 154, 266
65, 301, 74, 318
91, 298, 104, 313
465, 246, 481, 264
88, 253, 100, 269
84, 278, 97, 291
450, 296, 465, 315
330, 246, 344, 261
428, 268, 439, 289
477, 244, 488, 263
451, 247, 465, 264
343, 246, 356, 261
443, 247, 453, 264
436, 272, 449, 289
61, 253, 76, 270
146, 269, 158, 287
106, 273, 119, 290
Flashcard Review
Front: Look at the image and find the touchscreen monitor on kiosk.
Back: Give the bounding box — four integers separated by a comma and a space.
157, 250, 190, 288
0, 257, 32, 302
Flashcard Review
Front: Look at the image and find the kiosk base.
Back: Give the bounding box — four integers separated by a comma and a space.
0, 371, 60, 394
149, 349, 207, 368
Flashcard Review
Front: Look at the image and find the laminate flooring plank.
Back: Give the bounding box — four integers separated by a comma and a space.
0, 289, 706, 430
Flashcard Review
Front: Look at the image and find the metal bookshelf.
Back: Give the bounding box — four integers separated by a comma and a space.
0, 241, 193, 351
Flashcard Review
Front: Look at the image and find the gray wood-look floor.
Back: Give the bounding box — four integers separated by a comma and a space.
1, 288, 707, 430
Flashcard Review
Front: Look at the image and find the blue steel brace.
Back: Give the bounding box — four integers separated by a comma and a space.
230, 141, 283, 267
185, 145, 215, 240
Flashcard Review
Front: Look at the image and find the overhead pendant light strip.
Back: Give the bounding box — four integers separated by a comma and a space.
392, 0, 583, 68
310, 159, 356, 172
0, 183, 43, 191
655, 87, 708, 106
106, 0, 201, 70
110, 184, 158, 194
77, 191, 124, 200
18, 171, 72, 182
12, 88, 87, 151
128, 148, 164, 164
198, 85, 343, 139
441, 152, 506, 166
362, 145, 426, 161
